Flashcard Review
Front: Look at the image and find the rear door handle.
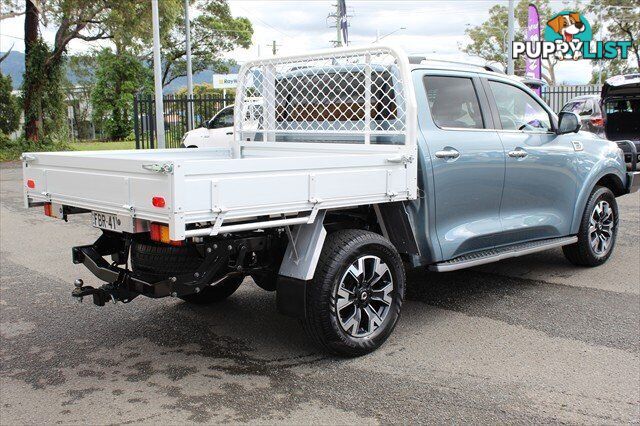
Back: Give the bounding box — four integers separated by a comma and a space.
508, 148, 528, 158
435, 149, 460, 160
225, 131, 233, 135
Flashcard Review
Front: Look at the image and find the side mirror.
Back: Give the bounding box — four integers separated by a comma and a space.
557, 111, 581, 135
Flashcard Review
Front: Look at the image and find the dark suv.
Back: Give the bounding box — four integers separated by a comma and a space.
561, 94, 604, 137
601, 74, 640, 170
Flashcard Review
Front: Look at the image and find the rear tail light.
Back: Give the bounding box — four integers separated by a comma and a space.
43, 202, 52, 217
590, 116, 604, 127
149, 222, 183, 246
26, 179, 35, 189
152, 196, 165, 208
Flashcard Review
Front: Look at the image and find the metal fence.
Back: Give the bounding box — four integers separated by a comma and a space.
541, 84, 602, 112
133, 94, 234, 149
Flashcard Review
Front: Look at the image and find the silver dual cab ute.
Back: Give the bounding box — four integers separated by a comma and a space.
22, 46, 639, 356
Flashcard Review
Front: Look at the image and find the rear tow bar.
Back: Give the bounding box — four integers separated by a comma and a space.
71, 279, 117, 306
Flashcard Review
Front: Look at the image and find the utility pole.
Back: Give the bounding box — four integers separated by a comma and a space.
151, 0, 165, 148
506, 0, 515, 75
184, 0, 194, 130
266, 40, 281, 56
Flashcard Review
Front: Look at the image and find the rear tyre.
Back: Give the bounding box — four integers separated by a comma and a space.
303, 230, 405, 357
563, 186, 618, 267
130, 241, 244, 304
131, 241, 202, 277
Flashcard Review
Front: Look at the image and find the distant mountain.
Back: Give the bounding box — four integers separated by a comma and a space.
164, 64, 240, 93
0, 51, 24, 88
1, 50, 239, 93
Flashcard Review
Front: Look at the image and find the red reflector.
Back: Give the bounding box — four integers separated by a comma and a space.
27, 179, 35, 189
152, 196, 165, 208
150, 223, 161, 241
43, 203, 52, 217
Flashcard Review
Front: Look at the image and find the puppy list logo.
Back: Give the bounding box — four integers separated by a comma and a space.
513, 11, 632, 61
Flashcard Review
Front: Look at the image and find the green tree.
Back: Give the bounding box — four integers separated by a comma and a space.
0, 72, 21, 135
587, 0, 639, 83
463, 4, 525, 73
159, 0, 253, 87
91, 49, 151, 140
22, 39, 67, 140
0, 0, 23, 21
65, 54, 97, 126
462, 0, 587, 85
21, 0, 181, 141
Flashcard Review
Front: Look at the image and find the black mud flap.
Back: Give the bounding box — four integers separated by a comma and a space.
276, 276, 308, 319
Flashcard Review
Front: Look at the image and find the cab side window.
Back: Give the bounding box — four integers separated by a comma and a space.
424, 76, 485, 129
209, 107, 234, 129
489, 81, 552, 132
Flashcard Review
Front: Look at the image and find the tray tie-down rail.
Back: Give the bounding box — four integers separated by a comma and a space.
71, 232, 270, 306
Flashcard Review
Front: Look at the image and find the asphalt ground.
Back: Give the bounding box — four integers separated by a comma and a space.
1, 161, 638, 424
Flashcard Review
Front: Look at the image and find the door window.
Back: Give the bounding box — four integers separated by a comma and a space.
424, 76, 485, 129
489, 81, 552, 132
208, 107, 234, 129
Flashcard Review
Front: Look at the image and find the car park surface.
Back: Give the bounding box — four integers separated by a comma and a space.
2, 161, 639, 423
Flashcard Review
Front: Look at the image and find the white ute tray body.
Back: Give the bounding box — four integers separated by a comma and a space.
23, 45, 418, 240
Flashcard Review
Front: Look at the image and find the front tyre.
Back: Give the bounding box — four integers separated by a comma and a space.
303, 230, 405, 357
563, 186, 618, 267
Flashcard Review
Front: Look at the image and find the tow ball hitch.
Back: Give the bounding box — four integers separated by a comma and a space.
71, 279, 116, 306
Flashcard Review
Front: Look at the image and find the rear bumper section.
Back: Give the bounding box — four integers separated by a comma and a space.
72, 232, 272, 306
627, 171, 640, 194
72, 245, 172, 298
616, 140, 638, 171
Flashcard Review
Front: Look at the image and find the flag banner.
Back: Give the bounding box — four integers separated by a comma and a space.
339, 0, 349, 45
525, 4, 542, 95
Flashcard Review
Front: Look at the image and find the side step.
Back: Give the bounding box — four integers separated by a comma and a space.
430, 236, 578, 272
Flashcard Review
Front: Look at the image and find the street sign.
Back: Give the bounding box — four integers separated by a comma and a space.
212, 74, 238, 89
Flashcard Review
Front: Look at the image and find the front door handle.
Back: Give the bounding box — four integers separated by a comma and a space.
435, 148, 460, 160
508, 148, 528, 158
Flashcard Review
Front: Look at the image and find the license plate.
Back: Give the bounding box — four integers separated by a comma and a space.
92, 211, 126, 232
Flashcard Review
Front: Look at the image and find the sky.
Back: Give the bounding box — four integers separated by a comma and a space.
0, 0, 595, 84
